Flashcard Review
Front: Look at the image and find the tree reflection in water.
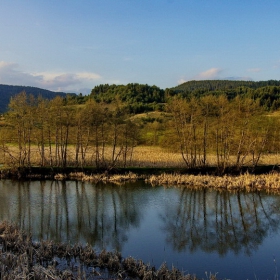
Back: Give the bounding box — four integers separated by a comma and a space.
1, 180, 280, 259
0, 180, 144, 251
160, 188, 280, 255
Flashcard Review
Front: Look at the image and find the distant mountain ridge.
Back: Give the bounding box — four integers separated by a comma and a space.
169, 80, 280, 110
172, 79, 280, 92
0, 84, 72, 113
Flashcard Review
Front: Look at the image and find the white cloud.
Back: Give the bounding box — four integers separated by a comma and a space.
177, 78, 187, 85
76, 72, 101, 80
0, 61, 102, 93
194, 68, 222, 80
178, 68, 254, 85
177, 68, 222, 84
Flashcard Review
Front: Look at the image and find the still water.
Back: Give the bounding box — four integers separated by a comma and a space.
1, 179, 280, 279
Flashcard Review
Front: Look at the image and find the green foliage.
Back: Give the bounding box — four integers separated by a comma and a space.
89, 80, 280, 112
90, 83, 165, 113
64, 93, 89, 105
173, 79, 280, 92
169, 80, 280, 111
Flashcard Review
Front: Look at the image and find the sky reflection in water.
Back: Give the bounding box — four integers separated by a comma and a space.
0, 179, 280, 280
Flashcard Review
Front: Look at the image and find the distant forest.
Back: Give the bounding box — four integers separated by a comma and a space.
90, 83, 165, 113
169, 80, 280, 111
173, 79, 280, 91
2, 80, 280, 114
0, 84, 71, 113
87, 80, 280, 112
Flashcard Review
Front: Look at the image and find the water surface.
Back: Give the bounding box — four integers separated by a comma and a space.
1, 179, 280, 279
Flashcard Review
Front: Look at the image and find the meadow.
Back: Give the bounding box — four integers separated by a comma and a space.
1, 145, 279, 168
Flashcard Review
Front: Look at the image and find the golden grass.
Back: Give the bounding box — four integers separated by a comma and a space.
126, 146, 280, 167
146, 172, 280, 193
57, 169, 280, 194
66, 171, 139, 183
129, 111, 169, 121
130, 146, 186, 167
0, 145, 188, 167
258, 153, 280, 165
0, 144, 279, 168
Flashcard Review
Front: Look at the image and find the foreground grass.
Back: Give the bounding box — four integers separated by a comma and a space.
0, 221, 217, 280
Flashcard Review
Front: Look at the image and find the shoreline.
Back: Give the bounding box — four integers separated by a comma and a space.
1, 165, 280, 193
1, 164, 279, 178
0, 221, 216, 280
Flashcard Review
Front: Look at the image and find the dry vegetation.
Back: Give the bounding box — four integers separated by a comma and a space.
2, 145, 279, 168
0, 145, 194, 168
56, 171, 140, 183
0, 145, 189, 168
0, 221, 216, 280
146, 172, 280, 193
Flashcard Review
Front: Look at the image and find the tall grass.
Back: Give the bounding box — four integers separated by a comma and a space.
146, 172, 280, 193
0, 221, 210, 280
1, 145, 279, 168
0, 145, 248, 167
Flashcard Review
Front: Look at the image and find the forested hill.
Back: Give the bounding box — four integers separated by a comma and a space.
0, 84, 71, 113
89, 80, 280, 112
169, 80, 280, 110
90, 83, 165, 113
2, 80, 280, 114
172, 80, 280, 92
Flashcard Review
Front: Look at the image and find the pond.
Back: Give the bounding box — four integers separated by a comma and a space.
0, 179, 280, 280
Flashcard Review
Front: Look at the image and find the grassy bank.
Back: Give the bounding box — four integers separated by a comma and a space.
0, 221, 217, 280
1, 163, 279, 179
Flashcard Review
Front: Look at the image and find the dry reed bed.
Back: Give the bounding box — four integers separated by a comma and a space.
57, 171, 280, 194
54, 171, 141, 183
146, 172, 280, 193
0, 221, 209, 280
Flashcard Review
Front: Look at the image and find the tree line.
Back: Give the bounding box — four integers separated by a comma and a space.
164, 94, 279, 172
0, 89, 280, 172
87, 81, 280, 112
0, 92, 138, 169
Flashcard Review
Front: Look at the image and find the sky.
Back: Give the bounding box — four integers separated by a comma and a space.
0, 0, 280, 94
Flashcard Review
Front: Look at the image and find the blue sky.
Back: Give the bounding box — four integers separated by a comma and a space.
0, 0, 280, 94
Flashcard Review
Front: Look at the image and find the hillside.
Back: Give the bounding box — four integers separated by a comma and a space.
0, 84, 72, 113
169, 80, 280, 110
90, 83, 165, 113
2, 80, 280, 114
88, 80, 280, 112
172, 79, 280, 92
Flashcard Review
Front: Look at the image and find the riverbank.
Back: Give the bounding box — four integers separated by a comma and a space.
1, 166, 280, 193
1, 163, 280, 178
0, 221, 216, 280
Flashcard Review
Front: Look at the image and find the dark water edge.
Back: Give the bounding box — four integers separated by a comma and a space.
0, 221, 213, 280
1, 164, 280, 179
